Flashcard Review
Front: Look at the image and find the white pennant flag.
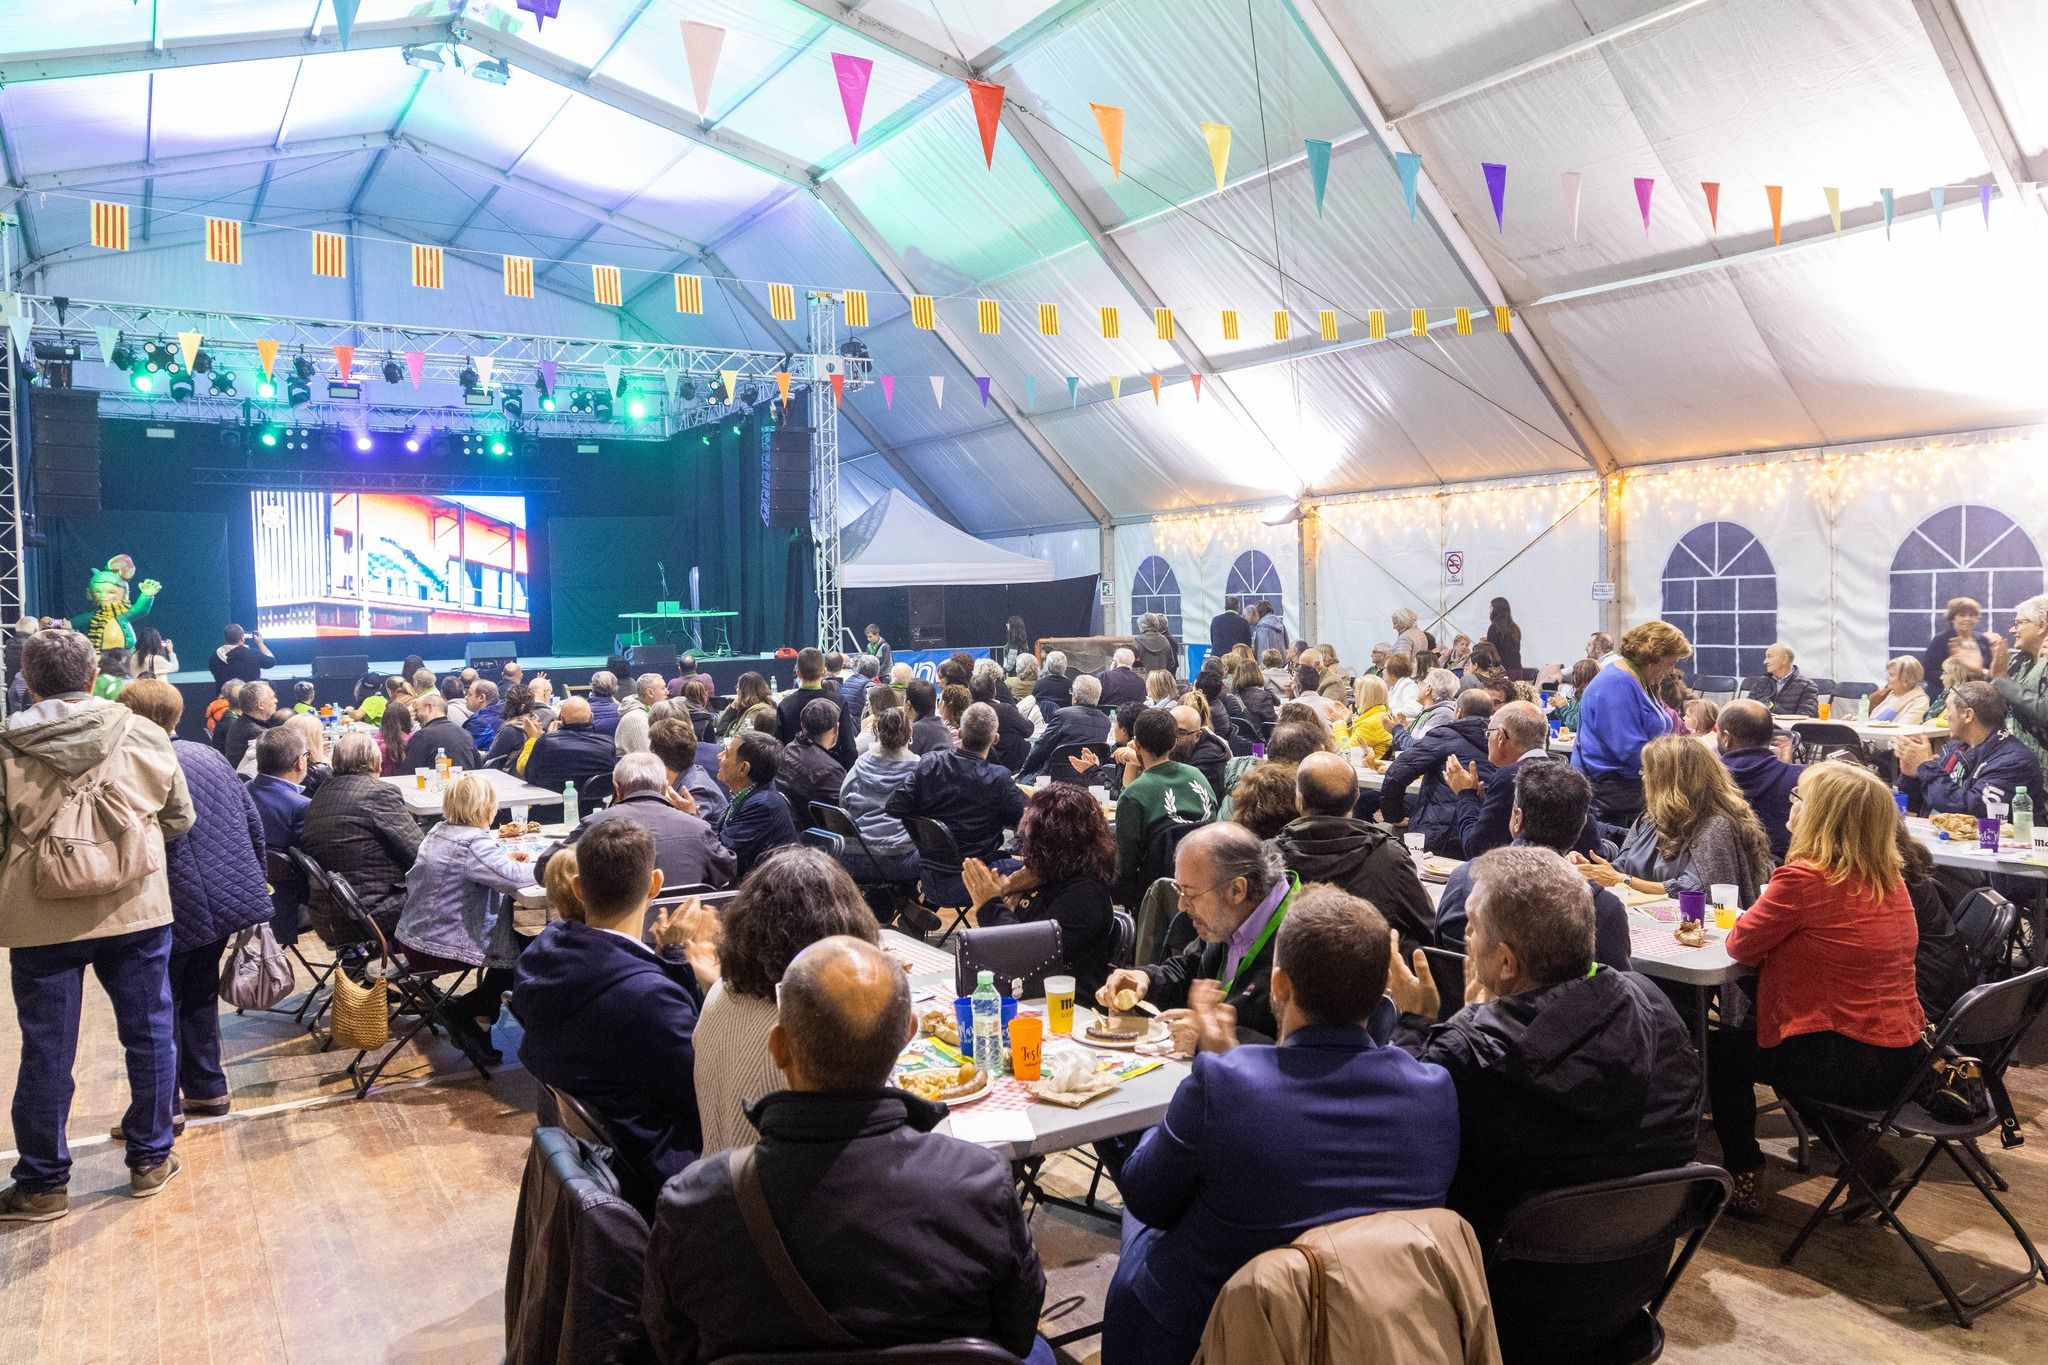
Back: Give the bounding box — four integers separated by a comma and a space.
603, 363, 622, 398
929, 375, 945, 409
476, 356, 495, 391
94, 325, 122, 364
1560, 171, 1583, 242
4, 311, 27, 358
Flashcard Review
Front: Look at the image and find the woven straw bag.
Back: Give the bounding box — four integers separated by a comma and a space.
328, 916, 393, 1052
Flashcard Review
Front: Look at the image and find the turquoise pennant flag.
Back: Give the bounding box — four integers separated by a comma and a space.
1395, 151, 1421, 221
1304, 139, 1331, 218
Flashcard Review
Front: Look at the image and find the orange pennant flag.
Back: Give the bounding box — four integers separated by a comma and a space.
333, 345, 354, 382
775, 371, 792, 405
830, 372, 845, 406
255, 338, 280, 380
1091, 103, 1125, 179
1149, 374, 1161, 404
1191, 373, 1204, 401
1765, 185, 1783, 245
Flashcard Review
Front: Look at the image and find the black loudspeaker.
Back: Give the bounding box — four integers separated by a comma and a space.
465, 640, 517, 681
761, 427, 811, 528
627, 645, 670, 673
28, 389, 101, 518
909, 585, 947, 648
312, 653, 370, 681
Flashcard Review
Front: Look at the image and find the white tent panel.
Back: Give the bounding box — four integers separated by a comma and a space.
509, 98, 702, 222
35, 216, 359, 319
830, 314, 987, 446
0, 0, 151, 52
595, 0, 813, 125
2, 73, 152, 173
707, 191, 898, 319
403, 76, 571, 171
983, 528, 1104, 583
1112, 509, 1302, 644
1959, 0, 2048, 179
278, 49, 429, 143
857, 0, 1071, 60
149, 61, 301, 160
875, 426, 1095, 536
842, 491, 1055, 586
618, 149, 792, 251
1033, 384, 1292, 513
975, 253, 1177, 386
1318, 0, 1608, 120
717, 17, 948, 169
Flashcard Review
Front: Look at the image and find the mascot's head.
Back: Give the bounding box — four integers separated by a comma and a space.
88, 567, 128, 607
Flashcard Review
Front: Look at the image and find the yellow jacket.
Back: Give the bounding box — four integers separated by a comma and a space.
1338, 704, 1394, 759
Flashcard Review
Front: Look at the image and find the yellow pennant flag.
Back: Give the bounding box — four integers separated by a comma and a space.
1221, 309, 1239, 340
1037, 302, 1059, 336
1318, 310, 1337, 341
1272, 310, 1291, 341
768, 283, 796, 321
1199, 121, 1231, 192
176, 331, 202, 371
1494, 305, 1512, 333
91, 201, 129, 251
411, 243, 444, 289
673, 274, 704, 314
1455, 307, 1472, 336
910, 295, 936, 329
1109, 375, 1123, 400
1154, 308, 1175, 340
1091, 103, 1125, 179
719, 368, 739, 403
1368, 310, 1386, 340
1100, 306, 1120, 339
977, 299, 1001, 334
1823, 186, 1842, 237
593, 264, 622, 307
255, 338, 280, 380
843, 289, 869, 327
312, 231, 347, 278
504, 256, 535, 298
1410, 309, 1428, 337
205, 217, 242, 265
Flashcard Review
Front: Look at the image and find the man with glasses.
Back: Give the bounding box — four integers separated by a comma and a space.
1438, 700, 1567, 859
1099, 822, 1295, 1044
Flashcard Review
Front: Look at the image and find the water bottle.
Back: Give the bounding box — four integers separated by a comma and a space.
2014, 786, 2034, 849
970, 970, 1003, 1077
1856, 691, 1870, 721
771, 673, 781, 693
562, 781, 580, 825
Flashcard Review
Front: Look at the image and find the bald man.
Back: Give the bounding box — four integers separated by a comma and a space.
1272, 752, 1435, 944
1439, 699, 1578, 859
1717, 698, 1803, 859
522, 694, 616, 797
642, 937, 1050, 1364
402, 686, 480, 772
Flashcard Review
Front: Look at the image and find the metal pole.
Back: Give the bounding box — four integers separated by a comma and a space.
0, 319, 26, 716
807, 292, 842, 652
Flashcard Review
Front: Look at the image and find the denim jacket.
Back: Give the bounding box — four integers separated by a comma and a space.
396, 822, 536, 967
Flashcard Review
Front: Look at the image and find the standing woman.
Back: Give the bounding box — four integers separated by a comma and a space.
116, 681, 273, 1127
134, 627, 179, 680
1710, 763, 1926, 1217
1004, 615, 1032, 672
1486, 597, 1523, 673
1920, 596, 1993, 690
1571, 620, 1690, 826
1231, 656, 1278, 735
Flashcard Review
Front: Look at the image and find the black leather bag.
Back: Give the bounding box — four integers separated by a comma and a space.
955, 920, 1066, 997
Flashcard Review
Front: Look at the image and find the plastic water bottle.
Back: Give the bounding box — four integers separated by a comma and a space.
970, 970, 1003, 1077
2014, 786, 2034, 849
1857, 692, 1870, 721
771, 673, 781, 693
562, 781, 580, 825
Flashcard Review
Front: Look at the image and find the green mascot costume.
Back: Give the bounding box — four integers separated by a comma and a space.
73, 553, 160, 651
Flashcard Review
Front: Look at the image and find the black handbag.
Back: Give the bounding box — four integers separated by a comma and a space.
955, 920, 1065, 997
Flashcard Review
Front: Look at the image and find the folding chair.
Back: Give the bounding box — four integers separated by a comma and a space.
1788, 720, 1864, 763
1489, 1165, 1732, 1365
1692, 674, 1738, 704
1834, 681, 1881, 705
1108, 908, 1136, 969
1780, 966, 2048, 1326
1046, 743, 1109, 787
286, 846, 372, 1039
809, 801, 913, 924
801, 827, 845, 857
1420, 946, 1467, 1022
326, 872, 494, 1098
905, 816, 973, 945
241, 848, 340, 1028
578, 773, 613, 810
1955, 887, 2021, 983
1809, 678, 1837, 704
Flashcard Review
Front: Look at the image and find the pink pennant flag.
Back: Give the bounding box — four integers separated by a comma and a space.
1560, 171, 1582, 242
681, 22, 725, 118
880, 375, 895, 408
975, 376, 992, 407
333, 345, 354, 382
1191, 373, 1203, 401
1701, 182, 1720, 235
1633, 177, 1654, 235
831, 53, 874, 145
404, 350, 425, 389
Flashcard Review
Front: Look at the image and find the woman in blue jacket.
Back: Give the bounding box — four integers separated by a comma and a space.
1570, 620, 1690, 827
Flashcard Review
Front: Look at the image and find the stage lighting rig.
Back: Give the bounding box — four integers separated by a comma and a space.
33, 339, 80, 363
190, 349, 214, 374
502, 386, 524, 419
471, 57, 511, 85
209, 368, 237, 396
168, 370, 196, 401
739, 382, 760, 407
592, 389, 614, 421
383, 357, 405, 384
107, 340, 136, 370
143, 339, 178, 373
459, 365, 481, 395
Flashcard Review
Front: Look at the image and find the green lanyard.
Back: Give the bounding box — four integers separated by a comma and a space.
1220, 884, 1291, 994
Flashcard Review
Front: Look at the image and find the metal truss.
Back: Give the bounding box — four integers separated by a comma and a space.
0, 325, 25, 697
89, 393, 671, 441
808, 291, 844, 652
191, 467, 560, 495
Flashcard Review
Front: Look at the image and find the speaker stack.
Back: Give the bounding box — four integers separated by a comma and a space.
28, 389, 102, 519
761, 427, 812, 528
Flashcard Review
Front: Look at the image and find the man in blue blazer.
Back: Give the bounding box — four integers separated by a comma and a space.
247, 727, 312, 944
1102, 886, 1459, 1365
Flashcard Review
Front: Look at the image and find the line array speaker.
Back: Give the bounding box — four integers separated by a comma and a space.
761, 427, 812, 529
28, 389, 101, 518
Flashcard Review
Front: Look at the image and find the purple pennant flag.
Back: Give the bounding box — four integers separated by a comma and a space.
538, 359, 558, 395
831, 53, 874, 145
879, 374, 895, 408
1066, 375, 1079, 406
1981, 183, 1994, 229
1633, 176, 1654, 234
1481, 162, 1507, 232
976, 376, 992, 407
516, 0, 562, 29
1395, 151, 1422, 222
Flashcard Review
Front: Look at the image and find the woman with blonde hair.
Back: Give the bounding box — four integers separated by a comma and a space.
1579, 734, 1772, 907
1337, 673, 1395, 760
1145, 668, 1178, 708
1867, 656, 1930, 724
1571, 619, 1690, 824
1711, 763, 1926, 1217
1924, 645, 1983, 724
393, 771, 538, 1061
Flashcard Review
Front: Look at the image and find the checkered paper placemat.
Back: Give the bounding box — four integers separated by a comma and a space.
1627, 921, 1726, 962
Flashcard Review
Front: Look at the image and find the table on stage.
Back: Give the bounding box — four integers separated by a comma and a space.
617, 608, 740, 652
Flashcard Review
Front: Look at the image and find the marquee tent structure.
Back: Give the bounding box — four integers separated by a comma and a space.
3, 0, 2045, 677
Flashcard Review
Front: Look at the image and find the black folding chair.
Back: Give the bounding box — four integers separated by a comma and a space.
1810, 678, 1837, 703
242, 849, 339, 1028
1692, 674, 1739, 702
709, 1342, 1024, 1365
905, 816, 972, 944
1489, 1165, 1732, 1365
1834, 680, 1881, 704
578, 773, 613, 810
810, 800, 914, 924
1046, 742, 1109, 787
1420, 946, 1467, 1022
1956, 887, 2022, 982
1781, 966, 2048, 1326
1788, 720, 1864, 763
544, 1083, 623, 1179
325, 872, 493, 1098
1108, 908, 1136, 969
801, 827, 845, 857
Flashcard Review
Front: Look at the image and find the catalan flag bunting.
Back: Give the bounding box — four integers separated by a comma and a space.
1100, 306, 1120, 339
313, 232, 347, 278
674, 274, 704, 314
1494, 305, 1513, 333
205, 217, 242, 265
91, 201, 129, 251
1154, 308, 1174, 341
1221, 310, 1239, 341
504, 256, 535, 299
1455, 307, 1472, 336
843, 289, 869, 327
1411, 309, 1428, 336
1368, 310, 1386, 340
1273, 311, 1290, 341
593, 264, 622, 307
978, 299, 1000, 334
769, 283, 796, 321
411, 243, 444, 289
910, 295, 936, 330
1319, 310, 1337, 341
1037, 302, 1060, 336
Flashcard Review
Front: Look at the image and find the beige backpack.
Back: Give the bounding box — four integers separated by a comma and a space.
26, 741, 158, 899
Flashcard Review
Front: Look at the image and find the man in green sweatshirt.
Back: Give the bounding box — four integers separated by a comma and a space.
1115, 708, 1216, 890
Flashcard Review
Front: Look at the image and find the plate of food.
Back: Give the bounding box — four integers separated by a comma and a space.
1078, 1007, 1166, 1050
495, 820, 544, 839
1417, 855, 1461, 882
895, 1061, 991, 1107
1031, 1048, 1121, 1108
917, 1004, 961, 1047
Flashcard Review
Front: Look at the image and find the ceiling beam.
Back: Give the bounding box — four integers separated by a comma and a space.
402, 136, 708, 255
699, 245, 968, 530
1385, 0, 1717, 124
1910, 0, 2047, 232
815, 180, 1112, 527
1, 132, 392, 199
0, 17, 455, 83
782, 2, 973, 80
1284, 0, 1617, 478
456, 27, 816, 188
0, 93, 43, 267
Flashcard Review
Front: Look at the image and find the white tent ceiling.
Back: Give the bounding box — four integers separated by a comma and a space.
3, 0, 2044, 535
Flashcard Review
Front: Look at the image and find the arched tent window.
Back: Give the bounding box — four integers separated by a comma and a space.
1889, 505, 2044, 655
1660, 521, 1777, 679
1131, 555, 1183, 641
1226, 550, 1286, 622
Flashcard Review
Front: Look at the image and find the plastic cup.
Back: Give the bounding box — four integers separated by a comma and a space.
1713, 906, 1739, 931
1818, 700, 1832, 720
952, 995, 1019, 1059
1044, 976, 1076, 1035
1677, 888, 1707, 923
512, 804, 530, 825
1403, 832, 1426, 855
1894, 791, 1910, 816
1033, 775, 1051, 791
1979, 817, 2001, 851
1710, 883, 1737, 910
414, 768, 430, 790
1008, 1016, 1043, 1081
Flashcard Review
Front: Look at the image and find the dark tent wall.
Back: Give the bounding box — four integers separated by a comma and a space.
33, 412, 812, 665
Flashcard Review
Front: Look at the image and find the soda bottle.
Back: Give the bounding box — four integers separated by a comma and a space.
970, 970, 1003, 1077
562, 781, 580, 825
2014, 786, 2034, 849
434, 747, 450, 784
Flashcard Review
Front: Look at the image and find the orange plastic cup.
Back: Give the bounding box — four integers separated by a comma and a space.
1818, 700, 1831, 720
1008, 1016, 1043, 1081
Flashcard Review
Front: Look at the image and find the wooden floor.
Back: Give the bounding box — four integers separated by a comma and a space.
2, 959, 2046, 1364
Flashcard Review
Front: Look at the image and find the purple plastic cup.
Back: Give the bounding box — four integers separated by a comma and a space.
1979, 817, 2001, 851
1894, 791, 1909, 816
1676, 888, 1707, 923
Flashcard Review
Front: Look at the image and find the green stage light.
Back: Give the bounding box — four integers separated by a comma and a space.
539, 393, 556, 412
256, 378, 276, 399
700, 435, 711, 447
259, 429, 278, 448
626, 396, 647, 420
131, 371, 154, 393
729, 423, 742, 437
489, 436, 508, 456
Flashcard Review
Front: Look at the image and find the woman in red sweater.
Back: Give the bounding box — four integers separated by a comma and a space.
1710, 762, 1926, 1218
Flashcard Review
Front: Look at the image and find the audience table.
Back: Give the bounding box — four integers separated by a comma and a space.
1777, 715, 1946, 746
1904, 816, 2048, 881
383, 767, 561, 819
